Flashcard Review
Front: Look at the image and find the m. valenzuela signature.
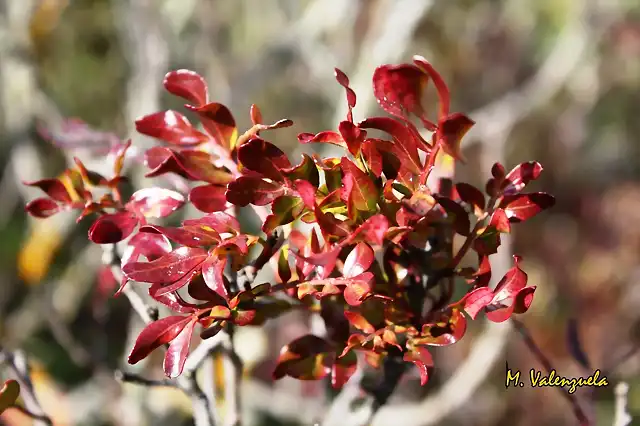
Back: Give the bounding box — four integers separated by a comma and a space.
505, 363, 609, 394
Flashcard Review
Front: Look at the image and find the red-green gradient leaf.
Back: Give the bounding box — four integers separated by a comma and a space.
128, 187, 185, 218
88, 211, 138, 244
163, 69, 208, 106
331, 351, 357, 389
344, 311, 375, 333
437, 113, 474, 161
187, 102, 236, 150
262, 196, 304, 234
128, 315, 191, 364
122, 246, 208, 284
340, 157, 378, 212
135, 111, 209, 147
189, 184, 227, 213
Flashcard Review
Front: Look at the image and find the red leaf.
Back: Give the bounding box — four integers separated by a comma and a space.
0, 380, 21, 413
372, 63, 428, 120
331, 352, 357, 389
343, 243, 374, 278
250, 104, 263, 125
502, 162, 543, 195
460, 287, 494, 319
419, 308, 468, 346
202, 256, 229, 300
281, 154, 320, 188
139, 224, 219, 247
121, 232, 172, 267
135, 111, 209, 146
435, 196, 471, 236
122, 246, 208, 284
127, 187, 185, 218
164, 318, 197, 378
163, 69, 208, 106
454, 183, 485, 214
88, 211, 139, 244
128, 315, 191, 364
358, 117, 422, 175
149, 268, 201, 298
23, 178, 72, 203
502, 192, 555, 222
25, 197, 61, 218
489, 208, 511, 233
189, 184, 227, 213
486, 286, 536, 323
342, 272, 374, 306
273, 334, 335, 381
491, 255, 527, 304
335, 68, 356, 122
403, 346, 434, 386
297, 131, 347, 150
237, 137, 291, 181
338, 121, 366, 156
226, 176, 285, 206
182, 212, 240, 236
187, 102, 236, 149
413, 56, 450, 120
437, 113, 474, 162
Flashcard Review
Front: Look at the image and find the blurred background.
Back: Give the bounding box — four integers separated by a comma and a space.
0, 0, 639, 425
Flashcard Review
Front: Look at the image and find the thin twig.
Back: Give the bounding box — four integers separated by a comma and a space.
8, 404, 54, 423
221, 327, 243, 426
512, 318, 591, 425
102, 245, 218, 426
115, 370, 177, 388
0, 348, 53, 426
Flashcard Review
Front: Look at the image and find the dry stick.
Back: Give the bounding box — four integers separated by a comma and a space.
0, 348, 53, 426
103, 245, 219, 426
511, 319, 590, 425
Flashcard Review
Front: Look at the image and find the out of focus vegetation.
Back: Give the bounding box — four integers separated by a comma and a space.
0, 0, 639, 425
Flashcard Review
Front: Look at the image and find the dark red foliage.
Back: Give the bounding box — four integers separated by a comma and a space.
23, 56, 554, 384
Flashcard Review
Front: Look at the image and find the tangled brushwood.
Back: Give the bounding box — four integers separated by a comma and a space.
24, 55, 554, 388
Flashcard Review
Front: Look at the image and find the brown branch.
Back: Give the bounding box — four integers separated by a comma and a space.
8, 403, 54, 424
511, 318, 590, 425
102, 244, 218, 426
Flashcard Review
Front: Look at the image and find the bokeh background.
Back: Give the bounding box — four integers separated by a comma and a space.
1, 0, 639, 425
